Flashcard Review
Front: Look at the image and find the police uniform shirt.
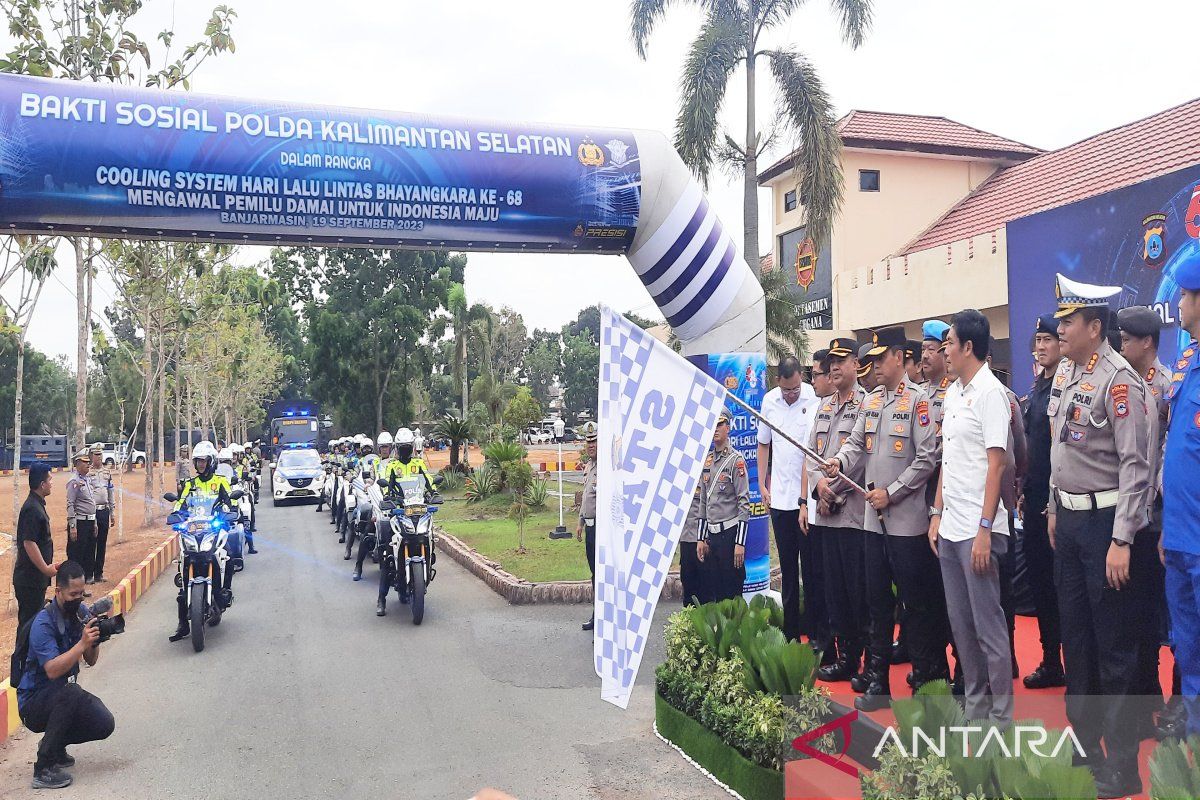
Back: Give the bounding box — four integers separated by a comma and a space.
835, 381, 938, 536
698, 444, 750, 544
681, 482, 703, 543
579, 460, 597, 524
1022, 370, 1056, 503
1047, 341, 1152, 543
65, 469, 97, 523
88, 464, 113, 508
1143, 359, 1171, 498
176, 459, 194, 486
807, 385, 868, 530
1164, 340, 1200, 553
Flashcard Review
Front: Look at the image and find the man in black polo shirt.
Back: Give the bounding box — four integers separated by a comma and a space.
13, 465, 59, 635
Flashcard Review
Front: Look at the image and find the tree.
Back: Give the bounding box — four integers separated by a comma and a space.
433, 414, 473, 472
759, 266, 810, 362
630, 0, 871, 276
433, 282, 493, 414
560, 330, 599, 417
503, 386, 542, 431
522, 330, 562, 408
490, 306, 528, 381
506, 458, 535, 554
0, 0, 237, 451
288, 247, 456, 435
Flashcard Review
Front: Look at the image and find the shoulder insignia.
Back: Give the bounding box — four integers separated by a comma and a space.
897, 382, 906, 394
939, 377, 950, 389
1147, 366, 1156, 383
1086, 352, 1099, 373
916, 400, 930, 427
1112, 383, 1130, 418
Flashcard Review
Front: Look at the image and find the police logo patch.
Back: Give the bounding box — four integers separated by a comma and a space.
1194, 411, 1200, 428
916, 400, 930, 427
1069, 430, 1085, 442
893, 424, 905, 434
893, 440, 904, 452
1112, 384, 1130, 418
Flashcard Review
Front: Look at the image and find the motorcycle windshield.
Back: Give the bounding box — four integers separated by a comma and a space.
396, 477, 425, 507
185, 492, 219, 519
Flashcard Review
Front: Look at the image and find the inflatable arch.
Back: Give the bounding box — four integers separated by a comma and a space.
0, 74, 764, 355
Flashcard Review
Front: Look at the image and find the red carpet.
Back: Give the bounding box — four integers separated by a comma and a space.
814, 615, 1175, 799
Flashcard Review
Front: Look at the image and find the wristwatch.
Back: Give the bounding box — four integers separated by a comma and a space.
1111, 538, 1130, 548
979, 517, 993, 530
928, 506, 942, 518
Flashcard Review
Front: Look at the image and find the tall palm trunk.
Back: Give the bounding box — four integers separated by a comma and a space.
11, 334, 25, 527
460, 331, 468, 415
744, 22, 760, 276
74, 238, 89, 451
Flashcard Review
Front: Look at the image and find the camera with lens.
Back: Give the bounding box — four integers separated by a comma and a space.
84, 597, 127, 643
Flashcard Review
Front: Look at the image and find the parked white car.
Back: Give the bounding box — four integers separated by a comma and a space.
523, 427, 553, 445
98, 441, 147, 467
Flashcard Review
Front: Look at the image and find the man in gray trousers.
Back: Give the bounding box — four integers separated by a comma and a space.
928, 309, 1013, 725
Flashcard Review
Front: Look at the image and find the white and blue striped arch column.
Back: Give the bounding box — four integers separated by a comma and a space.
628, 132, 765, 356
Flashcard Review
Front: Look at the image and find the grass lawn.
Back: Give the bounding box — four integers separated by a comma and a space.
435, 482, 593, 583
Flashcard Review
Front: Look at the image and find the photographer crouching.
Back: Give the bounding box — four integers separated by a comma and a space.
14, 561, 117, 790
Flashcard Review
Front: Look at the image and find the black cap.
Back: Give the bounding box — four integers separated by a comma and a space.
1035, 313, 1060, 338
1115, 305, 1161, 339
867, 326, 906, 357
828, 337, 857, 358
904, 340, 921, 362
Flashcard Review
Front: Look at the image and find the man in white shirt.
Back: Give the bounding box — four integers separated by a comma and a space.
928, 309, 1013, 725
756, 356, 820, 647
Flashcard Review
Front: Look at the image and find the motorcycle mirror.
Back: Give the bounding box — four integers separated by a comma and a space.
163, 492, 179, 502
434, 474, 445, 487
230, 489, 245, 501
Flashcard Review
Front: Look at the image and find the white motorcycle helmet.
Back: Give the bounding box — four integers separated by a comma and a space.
217, 447, 234, 462
395, 427, 415, 461
230, 442, 245, 457
192, 441, 218, 475
361, 436, 374, 451
377, 430, 394, 448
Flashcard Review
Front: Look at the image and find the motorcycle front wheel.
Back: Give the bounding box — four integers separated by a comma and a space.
409, 561, 426, 625
190, 583, 206, 653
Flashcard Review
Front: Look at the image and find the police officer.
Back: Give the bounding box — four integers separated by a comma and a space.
680, 466, 706, 606
169, 441, 236, 642
857, 343, 879, 392
87, 444, 112, 585
373, 427, 436, 616
698, 409, 750, 602
824, 326, 946, 712
577, 422, 598, 630
1116, 304, 1173, 737
904, 340, 924, 386
1164, 259, 1200, 740
176, 443, 193, 493
1047, 274, 1152, 798
1020, 313, 1066, 690
810, 338, 869, 683
65, 450, 97, 594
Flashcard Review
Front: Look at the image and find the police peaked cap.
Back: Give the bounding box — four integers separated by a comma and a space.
1115, 305, 1161, 339
867, 326, 907, 357
828, 338, 857, 358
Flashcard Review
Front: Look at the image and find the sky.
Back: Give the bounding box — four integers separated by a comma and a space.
5, 0, 1200, 361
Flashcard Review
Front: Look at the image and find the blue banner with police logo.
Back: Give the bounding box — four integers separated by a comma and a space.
0, 73, 640, 250
689, 352, 770, 594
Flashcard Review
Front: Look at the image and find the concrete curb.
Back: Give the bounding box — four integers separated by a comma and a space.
0, 532, 179, 745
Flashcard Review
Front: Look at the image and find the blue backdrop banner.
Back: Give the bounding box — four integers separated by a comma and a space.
1007, 164, 1200, 394
0, 73, 640, 250
689, 352, 770, 595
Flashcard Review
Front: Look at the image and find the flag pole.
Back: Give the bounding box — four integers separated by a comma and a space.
723, 391, 868, 497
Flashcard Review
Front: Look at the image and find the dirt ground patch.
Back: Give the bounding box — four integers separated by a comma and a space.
0, 466, 176, 682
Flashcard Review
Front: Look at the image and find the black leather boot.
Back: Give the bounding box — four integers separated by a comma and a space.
818, 651, 861, 683
854, 657, 892, 712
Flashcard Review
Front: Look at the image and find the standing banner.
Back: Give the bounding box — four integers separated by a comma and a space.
687, 353, 770, 595
594, 307, 726, 709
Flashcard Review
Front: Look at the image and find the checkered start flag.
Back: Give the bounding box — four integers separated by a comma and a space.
594, 306, 727, 709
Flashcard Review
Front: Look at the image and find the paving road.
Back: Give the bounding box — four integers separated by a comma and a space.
0, 496, 724, 799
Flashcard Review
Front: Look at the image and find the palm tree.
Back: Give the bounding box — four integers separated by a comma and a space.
630, 0, 872, 275
759, 266, 809, 362
439, 283, 494, 414
434, 414, 474, 471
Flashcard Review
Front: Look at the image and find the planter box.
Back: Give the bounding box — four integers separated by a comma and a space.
655, 692, 784, 800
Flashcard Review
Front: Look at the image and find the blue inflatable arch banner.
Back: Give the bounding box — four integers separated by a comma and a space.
0, 74, 764, 355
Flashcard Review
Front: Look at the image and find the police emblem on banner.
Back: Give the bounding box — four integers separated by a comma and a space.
795, 237, 817, 291
1142, 213, 1168, 268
